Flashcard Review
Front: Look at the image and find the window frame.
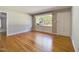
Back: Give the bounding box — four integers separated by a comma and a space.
34, 13, 53, 27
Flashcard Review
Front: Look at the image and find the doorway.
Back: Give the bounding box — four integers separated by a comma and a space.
0, 12, 7, 40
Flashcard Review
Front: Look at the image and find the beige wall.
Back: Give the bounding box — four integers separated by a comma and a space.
0, 7, 32, 36
34, 9, 71, 36
57, 9, 71, 36
7, 11, 32, 35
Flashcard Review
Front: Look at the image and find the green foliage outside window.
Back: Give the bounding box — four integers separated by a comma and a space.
35, 14, 52, 26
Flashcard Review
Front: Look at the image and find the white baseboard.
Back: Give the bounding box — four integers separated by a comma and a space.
71, 37, 79, 52
52, 33, 71, 37
7, 30, 31, 36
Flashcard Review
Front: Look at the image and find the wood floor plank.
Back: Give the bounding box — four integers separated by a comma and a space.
0, 31, 74, 52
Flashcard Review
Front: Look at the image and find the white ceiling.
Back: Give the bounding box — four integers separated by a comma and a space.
0, 6, 71, 14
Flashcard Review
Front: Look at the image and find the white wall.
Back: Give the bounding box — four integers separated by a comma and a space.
72, 7, 79, 52
0, 7, 32, 36
35, 25, 52, 33
57, 10, 71, 36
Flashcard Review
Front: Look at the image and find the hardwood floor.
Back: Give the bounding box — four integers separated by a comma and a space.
0, 31, 74, 52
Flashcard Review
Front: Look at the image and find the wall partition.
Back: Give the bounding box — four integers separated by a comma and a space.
32, 8, 72, 37
56, 9, 72, 36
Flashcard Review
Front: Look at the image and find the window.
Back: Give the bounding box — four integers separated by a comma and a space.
35, 13, 52, 26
